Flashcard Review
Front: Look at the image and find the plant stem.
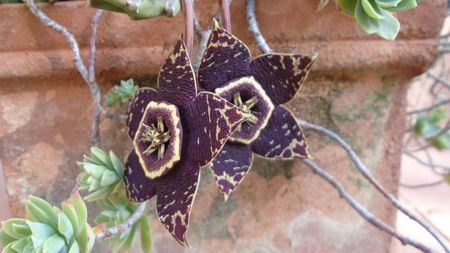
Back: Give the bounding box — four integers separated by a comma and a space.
183, 0, 194, 56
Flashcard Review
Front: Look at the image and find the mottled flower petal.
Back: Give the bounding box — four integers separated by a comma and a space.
124, 150, 157, 202
198, 22, 251, 91
155, 161, 200, 246
127, 88, 159, 139
250, 54, 316, 105
251, 106, 310, 159
187, 92, 246, 166
215, 76, 274, 144
210, 143, 253, 200
134, 101, 183, 179
158, 38, 197, 105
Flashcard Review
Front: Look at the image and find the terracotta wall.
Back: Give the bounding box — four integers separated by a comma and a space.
0, 0, 446, 252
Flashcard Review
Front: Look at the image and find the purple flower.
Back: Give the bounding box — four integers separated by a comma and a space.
198, 22, 316, 200
123, 38, 246, 246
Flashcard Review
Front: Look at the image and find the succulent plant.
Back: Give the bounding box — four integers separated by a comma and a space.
77, 147, 125, 202
94, 198, 152, 253
0, 192, 95, 253
89, 0, 181, 20
123, 37, 246, 245
337, 0, 419, 40
196, 22, 316, 200
105, 79, 139, 108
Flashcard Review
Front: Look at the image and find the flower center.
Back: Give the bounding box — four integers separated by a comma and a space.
140, 116, 171, 160
233, 93, 259, 125
133, 101, 182, 179
215, 76, 274, 144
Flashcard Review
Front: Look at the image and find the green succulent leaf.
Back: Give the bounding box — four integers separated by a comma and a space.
105, 79, 139, 108
26, 196, 58, 229
76, 224, 95, 253
361, 0, 384, 19
375, 0, 402, 8
431, 133, 450, 150
68, 241, 80, 253
61, 201, 80, 235
89, 0, 181, 20
42, 234, 65, 253
384, 0, 417, 11
139, 217, 152, 253
27, 221, 55, 250
1, 219, 30, 239
57, 212, 74, 244
355, 0, 400, 40
338, 0, 358, 14
78, 147, 125, 201
0, 230, 17, 246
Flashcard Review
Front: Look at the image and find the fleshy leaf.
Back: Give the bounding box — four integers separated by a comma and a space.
252, 106, 311, 159
127, 88, 160, 140
375, 0, 402, 8
139, 217, 152, 253
105, 79, 139, 108
210, 143, 253, 200
250, 53, 316, 105
158, 38, 197, 105
124, 150, 157, 202
154, 161, 200, 246
355, 0, 400, 40
187, 92, 246, 166
57, 212, 74, 244
338, 0, 358, 14
42, 234, 65, 253
26, 196, 58, 229
361, 0, 384, 19
27, 221, 55, 250
198, 21, 251, 91
68, 241, 80, 253
384, 0, 417, 11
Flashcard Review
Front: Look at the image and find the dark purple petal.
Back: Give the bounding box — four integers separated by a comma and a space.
187, 92, 246, 166
127, 88, 159, 140
250, 53, 316, 105
197, 22, 251, 91
210, 143, 253, 200
133, 102, 183, 179
158, 38, 197, 105
215, 76, 274, 144
154, 160, 200, 246
124, 150, 157, 202
251, 106, 310, 159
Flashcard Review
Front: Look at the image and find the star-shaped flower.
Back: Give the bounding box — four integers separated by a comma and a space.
123, 38, 246, 246
198, 22, 316, 200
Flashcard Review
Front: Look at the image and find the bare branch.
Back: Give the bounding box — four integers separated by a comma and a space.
26, 0, 88, 81
219, 0, 232, 32
404, 151, 450, 174
183, 0, 194, 56
246, 0, 449, 250
26, 0, 105, 145
192, 10, 211, 71
427, 71, 450, 90
400, 180, 444, 189
96, 202, 147, 240
302, 159, 438, 253
407, 99, 450, 115
301, 120, 450, 253
246, 0, 272, 54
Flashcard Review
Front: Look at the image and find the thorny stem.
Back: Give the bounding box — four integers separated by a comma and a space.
183, 0, 194, 56
302, 159, 438, 253
96, 202, 147, 240
245, 0, 450, 252
219, 0, 232, 32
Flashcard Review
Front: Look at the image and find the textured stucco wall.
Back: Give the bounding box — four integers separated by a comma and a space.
0, 0, 446, 252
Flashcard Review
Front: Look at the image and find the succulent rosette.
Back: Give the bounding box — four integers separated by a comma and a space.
123, 38, 246, 245
198, 22, 316, 200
